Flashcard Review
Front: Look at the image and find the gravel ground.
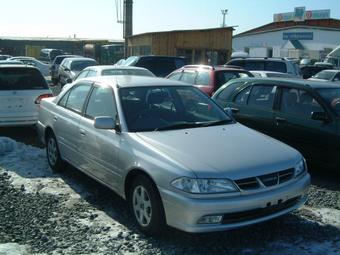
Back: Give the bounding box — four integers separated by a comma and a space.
0, 137, 339, 255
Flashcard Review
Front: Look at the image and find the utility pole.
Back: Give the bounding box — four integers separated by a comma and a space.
221, 9, 228, 27
123, 0, 133, 58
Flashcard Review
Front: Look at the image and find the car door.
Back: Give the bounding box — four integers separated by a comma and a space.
230, 84, 277, 136
77, 84, 122, 191
273, 87, 337, 162
53, 82, 92, 166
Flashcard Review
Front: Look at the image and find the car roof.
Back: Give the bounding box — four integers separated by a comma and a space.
0, 64, 38, 69
179, 64, 248, 72
81, 75, 192, 88
232, 77, 340, 89
84, 65, 150, 71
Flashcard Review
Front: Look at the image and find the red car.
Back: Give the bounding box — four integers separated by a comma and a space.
166, 65, 253, 96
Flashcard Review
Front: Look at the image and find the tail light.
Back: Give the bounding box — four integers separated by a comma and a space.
35, 93, 53, 104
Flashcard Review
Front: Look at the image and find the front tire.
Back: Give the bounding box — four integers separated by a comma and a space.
129, 175, 165, 235
46, 133, 65, 172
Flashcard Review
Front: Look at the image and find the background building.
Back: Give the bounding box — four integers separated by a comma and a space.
127, 27, 233, 65
233, 7, 340, 60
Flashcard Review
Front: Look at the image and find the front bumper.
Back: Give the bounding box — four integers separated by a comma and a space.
159, 173, 310, 233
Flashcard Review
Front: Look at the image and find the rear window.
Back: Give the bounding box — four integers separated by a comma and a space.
54, 56, 67, 65
215, 71, 251, 88
233, 60, 287, 73
70, 60, 97, 71
136, 57, 186, 77
0, 68, 48, 90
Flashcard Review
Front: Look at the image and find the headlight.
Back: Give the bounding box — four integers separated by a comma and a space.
171, 177, 239, 194
294, 159, 306, 177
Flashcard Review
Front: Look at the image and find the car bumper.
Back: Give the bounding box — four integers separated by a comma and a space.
159, 173, 310, 233
0, 116, 38, 127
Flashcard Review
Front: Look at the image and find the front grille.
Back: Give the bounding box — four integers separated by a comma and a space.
234, 168, 295, 191
222, 196, 300, 224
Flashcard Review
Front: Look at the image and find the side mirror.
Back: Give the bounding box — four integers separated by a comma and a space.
66, 78, 72, 83
64, 68, 70, 72
311, 111, 329, 122
94, 116, 121, 132
224, 107, 233, 116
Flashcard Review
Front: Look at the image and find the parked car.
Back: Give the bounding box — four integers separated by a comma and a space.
300, 58, 317, 66
0, 65, 52, 127
212, 77, 340, 168
50, 55, 81, 85
9, 57, 50, 77
300, 65, 333, 79
250, 71, 297, 79
37, 75, 310, 235
166, 65, 253, 96
0, 60, 24, 65
58, 57, 98, 86
39, 49, 66, 63
308, 70, 340, 82
74, 65, 155, 81
0, 55, 12, 60
121, 55, 186, 77
226, 58, 302, 78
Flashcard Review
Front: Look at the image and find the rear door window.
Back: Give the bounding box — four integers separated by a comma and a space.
248, 85, 276, 109
265, 61, 287, 73
180, 71, 196, 84
244, 61, 265, 71
65, 84, 92, 113
195, 71, 210, 85
167, 72, 182, 81
0, 68, 48, 90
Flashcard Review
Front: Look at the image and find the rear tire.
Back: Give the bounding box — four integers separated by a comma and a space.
46, 132, 65, 172
129, 175, 165, 236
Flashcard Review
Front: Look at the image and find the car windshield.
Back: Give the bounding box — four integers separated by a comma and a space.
0, 68, 48, 90
119, 86, 232, 132
317, 88, 340, 116
313, 71, 334, 80
71, 61, 97, 71
102, 68, 154, 77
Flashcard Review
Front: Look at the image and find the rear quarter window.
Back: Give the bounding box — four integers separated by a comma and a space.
0, 68, 48, 90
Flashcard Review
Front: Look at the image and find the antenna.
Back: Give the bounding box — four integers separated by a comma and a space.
221, 9, 228, 27
115, 0, 123, 24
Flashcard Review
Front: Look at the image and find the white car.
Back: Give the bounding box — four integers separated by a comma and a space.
9, 56, 51, 77
250, 71, 297, 78
0, 65, 52, 127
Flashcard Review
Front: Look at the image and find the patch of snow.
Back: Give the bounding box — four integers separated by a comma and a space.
303, 206, 340, 227
0, 243, 30, 255
0, 137, 16, 155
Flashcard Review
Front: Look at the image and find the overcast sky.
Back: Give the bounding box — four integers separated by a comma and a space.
1, 0, 339, 39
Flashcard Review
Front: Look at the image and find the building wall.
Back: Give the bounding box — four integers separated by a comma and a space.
127, 28, 233, 65
233, 27, 340, 59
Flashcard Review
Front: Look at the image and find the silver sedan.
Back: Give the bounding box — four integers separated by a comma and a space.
37, 76, 310, 235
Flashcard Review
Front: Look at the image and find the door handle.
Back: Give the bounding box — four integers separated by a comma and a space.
79, 129, 86, 136
231, 107, 239, 113
275, 117, 286, 124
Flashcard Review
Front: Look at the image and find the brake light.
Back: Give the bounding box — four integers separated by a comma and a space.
35, 93, 53, 104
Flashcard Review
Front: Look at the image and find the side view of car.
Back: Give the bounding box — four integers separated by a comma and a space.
37, 75, 310, 235
0, 65, 52, 127
58, 57, 98, 86
212, 77, 340, 168
9, 56, 51, 77
50, 55, 82, 85
74, 65, 155, 81
226, 57, 302, 78
167, 65, 253, 96
121, 55, 187, 77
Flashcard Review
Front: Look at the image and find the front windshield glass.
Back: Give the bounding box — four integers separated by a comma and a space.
119, 86, 232, 132
313, 71, 334, 80
317, 88, 340, 116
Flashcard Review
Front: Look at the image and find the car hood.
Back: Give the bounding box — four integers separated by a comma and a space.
136, 123, 301, 180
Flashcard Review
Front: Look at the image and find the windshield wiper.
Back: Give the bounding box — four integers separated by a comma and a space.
154, 122, 204, 131
201, 119, 234, 127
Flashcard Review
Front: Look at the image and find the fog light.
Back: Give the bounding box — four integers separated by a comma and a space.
197, 215, 223, 224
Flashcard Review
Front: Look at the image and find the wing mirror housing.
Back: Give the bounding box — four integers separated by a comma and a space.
66, 78, 73, 83
311, 111, 330, 122
94, 116, 121, 132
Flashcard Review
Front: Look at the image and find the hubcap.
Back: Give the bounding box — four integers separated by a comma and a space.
47, 137, 57, 166
132, 185, 152, 227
